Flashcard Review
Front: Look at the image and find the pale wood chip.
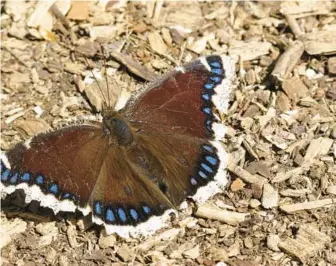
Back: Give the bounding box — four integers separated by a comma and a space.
282, 76, 309, 101
228, 163, 260, 184
229, 41, 271, 61
326, 185, 336, 195
280, 188, 312, 197
271, 41, 304, 82
66, 224, 80, 248
0, 218, 27, 249
148, 31, 168, 55
328, 57, 336, 74
304, 137, 334, 163
108, 50, 158, 81
280, 198, 335, 214
98, 231, 116, 249
272, 165, 309, 183
195, 204, 248, 225
116, 244, 133, 262
139, 228, 181, 252
280, 1, 333, 16
262, 183, 279, 209
299, 30, 336, 55
279, 224, 331, 263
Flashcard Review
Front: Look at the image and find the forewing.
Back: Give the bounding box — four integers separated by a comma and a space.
1, 125, 108, 213
124, 55, 235, 139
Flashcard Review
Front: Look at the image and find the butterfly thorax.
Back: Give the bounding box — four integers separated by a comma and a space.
102, 112, 133, 146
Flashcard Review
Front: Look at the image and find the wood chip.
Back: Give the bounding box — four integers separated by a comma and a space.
299, 30, 336, 55
326, 185, 336, 195
195, 204, 248, 225
98, 231, 116, 249
262, 183, 279, 209
267, 234, 280, 251
328, 57, 336, 74
139, 228, 181, 252
35, 222, 57, 236
280, 188, 312, 197
280, 198, 335, 213
116, 245, 133, 262
230, 178, 246, 192
271, 41, 304, 82
304, 137, 334, 163
272, 165, 309, 183
228, 163, 260, 184
108, 50, 158, 81
148, 31, 168, 55
229, 41, 271, 61
183, 245, 200, 260
66, 224, 79, 248
67, 1, 89, 21
282, 76, 309, 101
0, 218, 27, 249
279, 224, 331, 263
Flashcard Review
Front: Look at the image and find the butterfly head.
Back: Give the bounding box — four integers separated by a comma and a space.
102, 112, 133, 146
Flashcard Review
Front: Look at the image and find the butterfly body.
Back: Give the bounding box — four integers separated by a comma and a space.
1, 55, 235, 237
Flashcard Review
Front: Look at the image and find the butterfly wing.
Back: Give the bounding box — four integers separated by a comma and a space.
1, 124, 108, 214
89, 130, 226, 237
124, 55, 235, 205
1, 55, 235, 238
93, 55, 234, 236
124, 55, 235, 140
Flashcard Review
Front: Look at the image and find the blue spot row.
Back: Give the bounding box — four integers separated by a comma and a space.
201, 56, 224, 133
190, 143, 220, 186
93, 201, 152, 225
0, 161, 78, 204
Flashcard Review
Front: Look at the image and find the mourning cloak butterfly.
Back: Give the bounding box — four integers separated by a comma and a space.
1, 55, 235, 238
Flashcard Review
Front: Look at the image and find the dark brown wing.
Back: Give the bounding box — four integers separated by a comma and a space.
1, 125, 108, 210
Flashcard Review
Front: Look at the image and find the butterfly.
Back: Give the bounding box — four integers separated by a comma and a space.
0, 55, 235, 238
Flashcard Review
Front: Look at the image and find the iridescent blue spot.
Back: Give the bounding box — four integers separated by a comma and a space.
210, 76, 222, 83
118, 208, 127, 222
62, 193, 71, 199
209, 61, 221, 68
94, 202, 102, 215
190, 177, 197, 185
130, 209, 139, 221
198, 170, 208, 179
35, 175, 44, 185
201, 163, 213, 173
106, 208, 116, 222
202, 93, 210, 101
21, 173, 30, 182
10, 173, 18, 184
206, 120, 212, 126
211, 68, 223, 75
204, 83, 215, 90
206, 156, 218, 166
203, 107, 212, 115
1, 169, 10, 181
49, 183, 59, 195
143, 205, 151, 214
203, 145, 214, 153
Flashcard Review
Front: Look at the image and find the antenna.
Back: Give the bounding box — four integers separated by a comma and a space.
101, 44, 112, 110
83, 56, 108, 114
